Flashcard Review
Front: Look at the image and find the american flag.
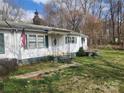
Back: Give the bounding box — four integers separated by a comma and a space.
21, 30, 26, 48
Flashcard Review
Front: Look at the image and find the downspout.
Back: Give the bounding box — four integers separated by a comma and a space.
4, 20, 18, 60
13, 29, 18, 59
4, 20, 12, 28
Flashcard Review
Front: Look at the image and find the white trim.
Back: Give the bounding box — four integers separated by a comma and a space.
26, 33, 46, 49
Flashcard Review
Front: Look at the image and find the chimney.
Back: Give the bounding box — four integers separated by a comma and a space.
33, 10, 41, 25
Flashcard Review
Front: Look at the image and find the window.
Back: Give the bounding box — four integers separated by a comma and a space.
81, 38, 85, 44
65, 37, 71, 44
74, 37, 77, 43
28, 35, 37, 49
65, 36, 77, 44
37, 35, 44, 48
65, 37, 68, 44
72, 37, 75, 43
0, 33, 4, 54
26, 34, 46, 49
69, 37, 71, 43
45, 35, 49, 48
72, 37, 77, 43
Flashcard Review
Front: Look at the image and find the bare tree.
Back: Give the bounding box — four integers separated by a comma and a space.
44, 0, 124, 48
0, 0, 23, 21
116, 0, 123, 44
45, 0, 83, 32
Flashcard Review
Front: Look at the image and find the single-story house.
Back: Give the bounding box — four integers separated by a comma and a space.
0, 21, 88, 64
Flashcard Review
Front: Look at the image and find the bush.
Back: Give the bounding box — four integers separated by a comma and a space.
47, 56, 54, 61
76, 47, 85, 57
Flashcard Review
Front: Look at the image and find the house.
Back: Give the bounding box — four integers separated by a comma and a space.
0, 21, 88, 64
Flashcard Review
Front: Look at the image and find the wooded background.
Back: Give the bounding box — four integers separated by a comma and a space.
0, 0, 124, 48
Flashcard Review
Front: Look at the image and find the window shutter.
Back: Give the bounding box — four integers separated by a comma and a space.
45, 35, 49, 48
0, 33, 4, 54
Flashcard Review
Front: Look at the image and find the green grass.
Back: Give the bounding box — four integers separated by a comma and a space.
2, 49, 124, 93
2, 73, 61, 93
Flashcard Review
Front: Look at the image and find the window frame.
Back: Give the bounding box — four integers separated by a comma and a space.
26, 34, 45, 49
37, 35, 45, 48
65, 36, 77, 44
28, 34, 37, 49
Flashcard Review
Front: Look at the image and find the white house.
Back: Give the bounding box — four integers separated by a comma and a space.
0, 21, 88, 64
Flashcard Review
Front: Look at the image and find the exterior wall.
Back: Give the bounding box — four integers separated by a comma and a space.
48, 34, 65, 55
0, 30, 16, 59
48, 34, 88, 56
14, 31, 49, 60
63, 36, 88, 53
59, 35, 82, 53
83, 37, 88, 50
0, 30, 88, 62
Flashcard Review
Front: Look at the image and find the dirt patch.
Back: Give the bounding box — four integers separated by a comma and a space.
13, 62, 81, 80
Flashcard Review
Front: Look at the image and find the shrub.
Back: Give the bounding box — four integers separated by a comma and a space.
76, 47, 85, 57
47, 56, 54, 61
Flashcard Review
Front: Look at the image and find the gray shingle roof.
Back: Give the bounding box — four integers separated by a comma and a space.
0, 21, 88, 37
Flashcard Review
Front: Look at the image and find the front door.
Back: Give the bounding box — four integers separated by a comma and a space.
51, 34, 62, 56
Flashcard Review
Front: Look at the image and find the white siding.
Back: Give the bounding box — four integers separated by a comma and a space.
0, 30, 88, 60
15, 32, 48, 60
48, 35, 88, 56
0, 31, 16, 59
83, 37, 88, 50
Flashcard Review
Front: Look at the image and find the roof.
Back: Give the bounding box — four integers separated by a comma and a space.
0, 21, 88, 37
69, 31, 88, 38
0, 21, 72, 32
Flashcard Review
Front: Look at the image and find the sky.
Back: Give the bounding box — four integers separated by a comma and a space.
0, 0, 51, 22
16, 0, 109, 19
15, 0, 49, 13
15, 0, 50, 21
0, 0, 110, 22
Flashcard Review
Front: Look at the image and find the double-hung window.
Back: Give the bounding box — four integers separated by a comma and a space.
65, 37, 68, 44
28, 35, 37, 49
37, 35, 45, 48
26, 34, 45, 49
0, 33, 4, 54
72, 37, 75, 43
74, 37, 77, 43
65, 36, 77, 44
65, 37, 72, 44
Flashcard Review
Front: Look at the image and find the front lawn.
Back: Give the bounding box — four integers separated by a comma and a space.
11, 62, 63, 75
2, 49, 124, 93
